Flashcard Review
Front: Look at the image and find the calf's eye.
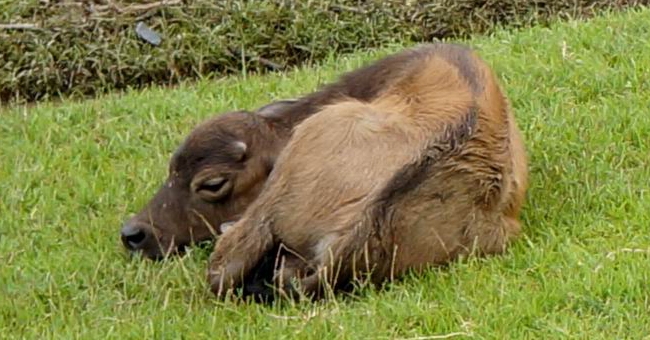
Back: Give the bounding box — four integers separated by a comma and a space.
193, 176, 233, 202
200, 177, 226, 192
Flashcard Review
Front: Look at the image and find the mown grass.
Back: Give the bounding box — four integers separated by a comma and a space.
2, 7, 650, 339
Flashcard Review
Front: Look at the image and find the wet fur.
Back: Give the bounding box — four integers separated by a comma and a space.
207, 43, 528, 301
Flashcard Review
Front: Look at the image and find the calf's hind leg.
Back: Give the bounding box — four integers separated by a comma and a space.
279, 228, 384, 300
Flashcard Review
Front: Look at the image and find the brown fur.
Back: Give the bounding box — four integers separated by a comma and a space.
206, 43, 528, 301
120, 45, 447, 260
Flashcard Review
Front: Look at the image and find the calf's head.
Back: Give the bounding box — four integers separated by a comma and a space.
120, 100, 297, 260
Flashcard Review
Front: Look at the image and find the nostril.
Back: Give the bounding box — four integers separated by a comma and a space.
126, 230, 146, 246
121, 224, 148, 250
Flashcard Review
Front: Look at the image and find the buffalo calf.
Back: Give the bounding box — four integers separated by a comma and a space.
120, 46, 444, 260
207, 43, 529, 300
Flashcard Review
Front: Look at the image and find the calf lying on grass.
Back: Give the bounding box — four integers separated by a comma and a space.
207, 43, 529, 301
120, 46, 440, 260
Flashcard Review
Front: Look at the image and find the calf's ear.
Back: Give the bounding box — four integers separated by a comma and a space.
254, 99, 300, 120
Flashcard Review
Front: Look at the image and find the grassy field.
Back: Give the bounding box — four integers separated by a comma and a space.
2, 7, 650, 339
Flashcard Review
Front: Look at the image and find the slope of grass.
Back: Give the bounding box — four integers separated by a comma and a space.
3, 0, 647, 103
2, 7, 650, 339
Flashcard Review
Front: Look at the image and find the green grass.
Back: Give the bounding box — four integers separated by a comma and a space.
2, 7, 650, 339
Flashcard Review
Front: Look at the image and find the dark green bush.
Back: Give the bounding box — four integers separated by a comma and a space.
1, 0, 647, 103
